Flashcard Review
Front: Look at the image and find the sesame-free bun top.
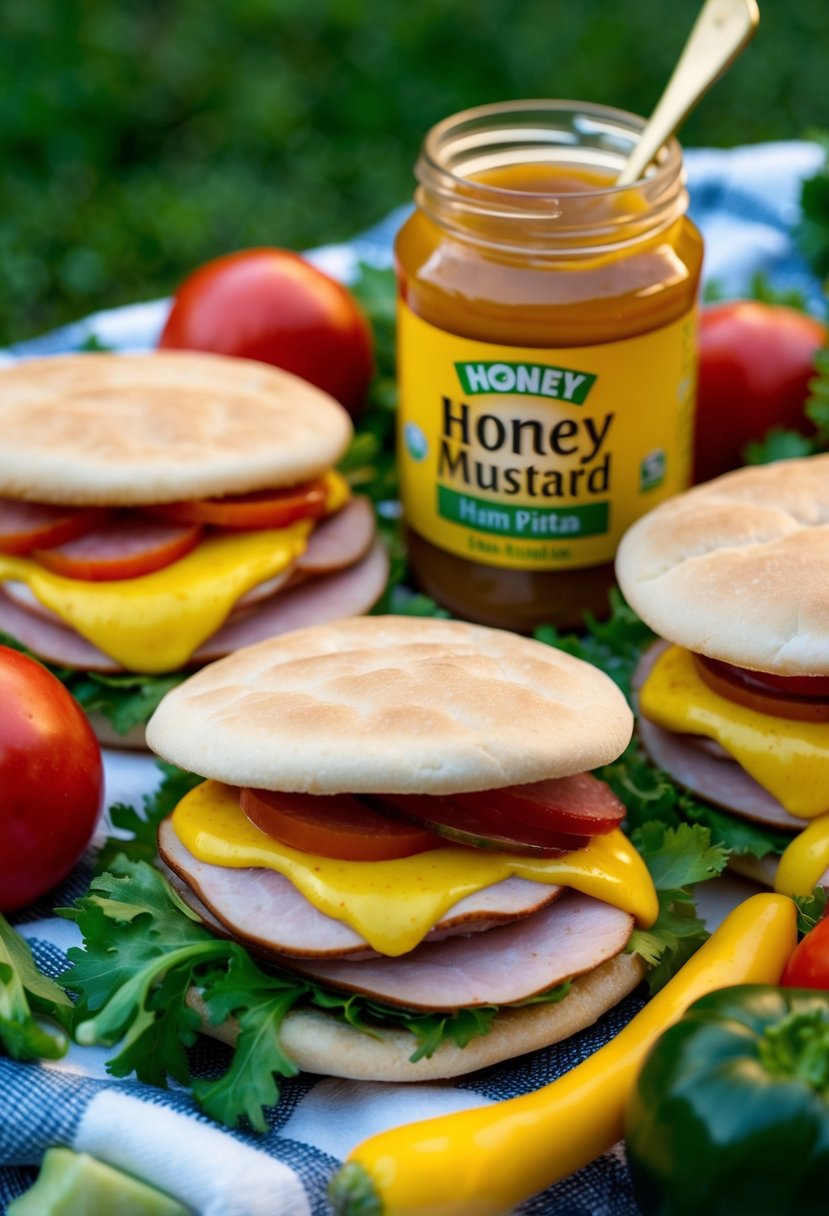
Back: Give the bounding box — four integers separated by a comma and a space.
0, 352, 352, 505
146, 616, 633, 794
616, 455, 829, 675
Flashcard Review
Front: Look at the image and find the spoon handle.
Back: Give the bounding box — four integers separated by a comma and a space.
617, 0, 759, 187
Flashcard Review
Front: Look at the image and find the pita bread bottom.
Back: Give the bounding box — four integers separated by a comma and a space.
186, 952, 646, 1082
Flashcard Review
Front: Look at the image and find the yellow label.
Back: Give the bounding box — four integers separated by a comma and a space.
397, 303, 696, 570
775, 813, 829, 898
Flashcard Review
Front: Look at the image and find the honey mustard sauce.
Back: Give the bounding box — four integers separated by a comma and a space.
395, 101, 703, 631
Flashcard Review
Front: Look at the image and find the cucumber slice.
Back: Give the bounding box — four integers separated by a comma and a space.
8, 1148, 190, 1216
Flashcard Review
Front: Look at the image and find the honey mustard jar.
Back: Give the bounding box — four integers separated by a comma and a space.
395, 100, 703, 631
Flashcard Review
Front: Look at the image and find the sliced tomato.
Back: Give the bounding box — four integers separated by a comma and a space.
240, 787, 442, 861
33, 515, 203, 581
704, 656, 829, 698
695, 655, 829, 723
370, 794, 590, 858
451, 772, 625, 837
149, 479, 329, 529
0, 499, 105, 556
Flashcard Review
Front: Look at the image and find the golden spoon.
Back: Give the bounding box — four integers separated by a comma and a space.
618, 0, 760, 186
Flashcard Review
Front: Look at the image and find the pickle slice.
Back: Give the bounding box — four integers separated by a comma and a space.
365, 794, 590, 857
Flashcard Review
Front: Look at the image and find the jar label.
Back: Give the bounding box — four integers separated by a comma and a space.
397, 302, 696, 571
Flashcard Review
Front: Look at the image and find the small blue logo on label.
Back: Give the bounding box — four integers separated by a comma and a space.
405, 423, 428, 462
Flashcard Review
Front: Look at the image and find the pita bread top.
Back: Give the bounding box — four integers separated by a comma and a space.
146, 616, 633, 793
0, 352, 352, 504
616, 455, 829, 674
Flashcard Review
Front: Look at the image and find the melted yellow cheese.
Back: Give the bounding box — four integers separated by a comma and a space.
0, 472, 349, 673
775, 813, 829, 897
640, 645, 829, 820
171, 780, 659, 956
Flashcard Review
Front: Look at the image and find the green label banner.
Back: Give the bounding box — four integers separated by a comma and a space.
453, 360, 596, 403
438, 486, 609, 538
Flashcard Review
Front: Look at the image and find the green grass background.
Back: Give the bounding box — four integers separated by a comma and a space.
3, 0, 827, 345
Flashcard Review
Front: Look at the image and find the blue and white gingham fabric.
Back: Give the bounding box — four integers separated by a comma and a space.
2, 142, 826, 1216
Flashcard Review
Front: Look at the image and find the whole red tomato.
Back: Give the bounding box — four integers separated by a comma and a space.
0, 646, 103, 912
158, 248, 374, 420
693, 301, 827, 483
781, 913, 829, 991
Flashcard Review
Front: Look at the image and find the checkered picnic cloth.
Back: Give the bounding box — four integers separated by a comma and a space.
2, 140, 825, 1216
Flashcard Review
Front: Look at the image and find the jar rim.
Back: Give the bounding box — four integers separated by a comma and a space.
418, 98, 683, 202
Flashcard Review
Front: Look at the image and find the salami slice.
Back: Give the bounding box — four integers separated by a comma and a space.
452, 772, 626, 836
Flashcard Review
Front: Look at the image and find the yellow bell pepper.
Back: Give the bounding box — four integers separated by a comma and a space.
328, 893, 797, 1216
775, 810, 829, 898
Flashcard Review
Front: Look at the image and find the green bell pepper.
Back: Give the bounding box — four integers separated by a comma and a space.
624, 984, 829, 1216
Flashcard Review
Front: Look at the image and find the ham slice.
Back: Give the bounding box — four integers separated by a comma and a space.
0, 538, 388, 672
637, 717, 803, 830
6, 498, 375, 618
158, 817, 563, 959
285, 892, 634, 1009
631, 639, 669, 697
3, 581, 74, 624
233, 496, 376, 608
193, 540, 388, 660
0, 589, 120, 672
634, 643, 803, 830
232, 566, 297, 610
295, 495, 375, 573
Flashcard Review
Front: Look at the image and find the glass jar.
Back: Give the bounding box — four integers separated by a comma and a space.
395, 99, 703, 632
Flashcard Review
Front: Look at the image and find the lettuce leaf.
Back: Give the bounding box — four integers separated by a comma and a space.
95, 763, 204, 873
601, 742, 792, 860
626, 822, 727, 993
745, 346, 829, 466
794, 887, 828, 937
62, 795, 726, 1129
61, 860, 572, 1129
69, 671, 185, 735
0, 914, 73, 1061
